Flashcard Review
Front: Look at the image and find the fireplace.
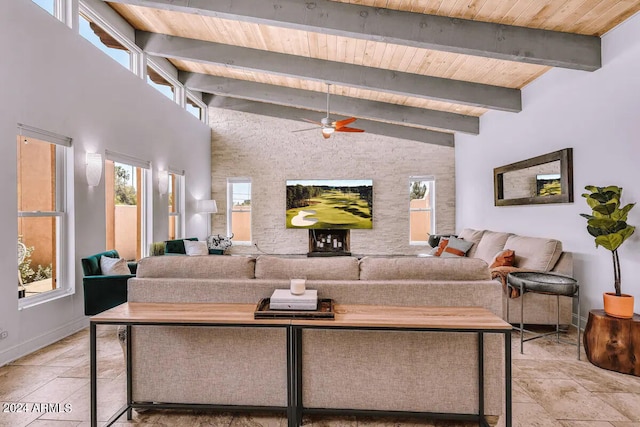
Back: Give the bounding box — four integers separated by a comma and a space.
308, 229, 350, 257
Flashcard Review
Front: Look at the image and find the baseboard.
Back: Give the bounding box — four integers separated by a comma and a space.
0, 317, 88, 367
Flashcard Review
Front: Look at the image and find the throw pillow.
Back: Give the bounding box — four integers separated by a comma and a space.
434, 237, 450, 256
489, 249, 515, 268
100, 256, 131, 275
440, 236, 474, 258
184, 240, 208, 256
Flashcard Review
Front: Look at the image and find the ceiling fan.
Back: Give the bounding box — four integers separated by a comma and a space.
293, 84, 364, 139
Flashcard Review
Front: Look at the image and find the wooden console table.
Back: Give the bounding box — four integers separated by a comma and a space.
90, 303, 512, 427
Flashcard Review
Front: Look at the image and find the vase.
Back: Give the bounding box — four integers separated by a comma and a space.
603, 292, 635, 319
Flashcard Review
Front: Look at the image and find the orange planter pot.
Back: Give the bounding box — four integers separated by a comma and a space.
603, 292, 635, 319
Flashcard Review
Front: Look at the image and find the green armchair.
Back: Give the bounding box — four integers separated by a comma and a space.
81, 250, 136, 315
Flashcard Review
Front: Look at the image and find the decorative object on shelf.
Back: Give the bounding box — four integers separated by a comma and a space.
18, 240, 26, 298
290, 278, 306, 295
254, 298, 334, 319
85, 152, 103, 187
583, 309, 640, 376
580, 185, 636, 318
494, 148, 573, 206
206, 233, 233, 253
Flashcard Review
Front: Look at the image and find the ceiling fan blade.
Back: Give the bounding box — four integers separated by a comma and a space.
292, 127, 320, 133
301, 118, 323, 126
334, 117, 357, 129
336, 126, 365, 133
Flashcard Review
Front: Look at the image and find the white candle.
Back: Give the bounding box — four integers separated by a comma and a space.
290, 279, 306, 295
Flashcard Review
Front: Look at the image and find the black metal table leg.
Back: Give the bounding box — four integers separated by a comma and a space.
90, 322, 97, 427
295, 327, 303, 426
126, 325, 132, 420
478, 332, 485, 426
505, 330, 512, 427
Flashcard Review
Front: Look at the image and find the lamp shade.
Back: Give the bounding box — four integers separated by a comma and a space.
197, 199, 218, 213
86, 153, 103, 187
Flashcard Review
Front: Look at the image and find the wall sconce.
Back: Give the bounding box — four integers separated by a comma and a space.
158, 170, 169, 196
86, 153, 103, 187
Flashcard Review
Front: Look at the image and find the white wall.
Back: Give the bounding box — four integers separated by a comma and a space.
0, 1, 211, 365
209, 108, 456, 256
456, 13, 640, 319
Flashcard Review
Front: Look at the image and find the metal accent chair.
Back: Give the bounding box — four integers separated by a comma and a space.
81, 250, 136, 315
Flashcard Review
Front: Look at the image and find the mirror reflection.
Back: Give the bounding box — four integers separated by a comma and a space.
494, 148, 573, 206
502, 160, 561, 199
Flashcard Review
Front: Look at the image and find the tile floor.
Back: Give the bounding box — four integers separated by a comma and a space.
1, 325, 639, 426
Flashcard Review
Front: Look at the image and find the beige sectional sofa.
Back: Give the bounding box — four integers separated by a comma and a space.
457, 228, 574, 325
126, 254, 506, 419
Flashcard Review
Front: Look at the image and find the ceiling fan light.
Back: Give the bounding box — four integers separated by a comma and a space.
322, 127, 335, 135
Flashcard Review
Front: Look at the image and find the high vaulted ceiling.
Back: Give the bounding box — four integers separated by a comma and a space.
103, 0, 640, 146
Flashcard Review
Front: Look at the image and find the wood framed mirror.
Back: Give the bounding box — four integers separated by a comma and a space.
494, 148, 573, 206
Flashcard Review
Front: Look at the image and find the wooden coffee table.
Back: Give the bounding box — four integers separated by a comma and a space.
90, 303, 512, 427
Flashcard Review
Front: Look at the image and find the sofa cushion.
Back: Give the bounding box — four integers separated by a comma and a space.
100, 256, 131, 275
254, 255, 360, 280
439, 237, 474, 258
136, 255, 256, 279
473, 231, 512, 264
165, 237, 198, 255
359, 257, 490, 281
504, 235, 563, 271
184, 240, 208, 256
457, 228, 485, 258
489, 249, 515, 268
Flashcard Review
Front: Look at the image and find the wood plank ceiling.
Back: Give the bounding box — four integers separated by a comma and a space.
104, 0, 640, 146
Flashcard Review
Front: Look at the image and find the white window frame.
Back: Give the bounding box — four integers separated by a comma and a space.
78, 1, 143, 73
409, 176, 436, 246
227, 178, 252, 245
186, 90, 208, 123
17, 124, 74, 310
168, 168, 185, 240
146, 58, 181, 103
105, 150, 151, 259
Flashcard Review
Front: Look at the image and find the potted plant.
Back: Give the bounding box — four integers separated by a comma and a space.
581, 185, 636, 318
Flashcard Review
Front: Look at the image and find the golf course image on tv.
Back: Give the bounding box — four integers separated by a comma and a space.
286, 179, 373, 229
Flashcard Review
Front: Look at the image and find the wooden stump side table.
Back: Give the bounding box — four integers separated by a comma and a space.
583, 309, 640, 376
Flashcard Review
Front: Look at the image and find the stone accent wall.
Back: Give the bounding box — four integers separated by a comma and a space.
209, 108, 455, 255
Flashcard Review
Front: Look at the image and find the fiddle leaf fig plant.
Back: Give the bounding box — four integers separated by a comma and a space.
580, 185, 635, 296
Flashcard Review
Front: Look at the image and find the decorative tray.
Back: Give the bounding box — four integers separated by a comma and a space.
254, 298, 335, 319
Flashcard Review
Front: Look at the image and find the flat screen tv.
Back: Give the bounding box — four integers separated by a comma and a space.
536, 174, 562, 196
286, 179, 373, 229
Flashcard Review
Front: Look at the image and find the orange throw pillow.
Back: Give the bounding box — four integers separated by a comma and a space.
434, 237, 450, 257
490, 249, 515, 268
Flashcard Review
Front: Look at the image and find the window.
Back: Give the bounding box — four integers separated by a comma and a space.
32, 0, 54, 15
79, 8, 132, 71
409, 177, 435, 245
186, 92, 206, 121
17, 125, 71, 303
147, 63, 176, 101
168, 171, 184, 240
227, 178, 251, 244
105, 152, 149, 261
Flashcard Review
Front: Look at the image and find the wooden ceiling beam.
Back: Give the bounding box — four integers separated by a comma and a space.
105, 0, 601, 71
205, 95, 454, 147
137, 30, 520, 112
181, 72, 479, 135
